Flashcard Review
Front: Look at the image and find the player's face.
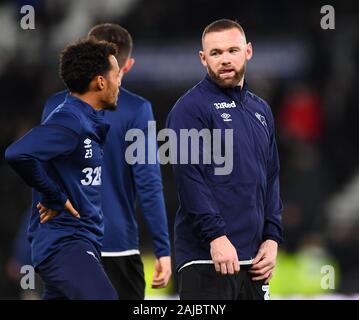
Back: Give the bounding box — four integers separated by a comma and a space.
200, 28, 252, 88
102, 55, 121, 111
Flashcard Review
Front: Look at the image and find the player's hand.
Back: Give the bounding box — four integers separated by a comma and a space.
37, 202, 58, 223
249, 239, 278, 283
210, 235, 240, 275
151, 256, 172, 289
37, 199, 80, 223
64, 200, 80, 218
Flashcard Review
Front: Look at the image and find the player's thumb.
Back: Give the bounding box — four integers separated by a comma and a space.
64, 200, 80, 218
252, 249, 264, 265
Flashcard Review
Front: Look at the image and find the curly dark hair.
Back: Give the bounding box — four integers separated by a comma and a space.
59, 39, 117, 94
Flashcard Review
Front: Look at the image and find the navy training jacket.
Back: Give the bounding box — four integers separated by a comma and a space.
167, 75, 283, 270
5, 95, 109, 267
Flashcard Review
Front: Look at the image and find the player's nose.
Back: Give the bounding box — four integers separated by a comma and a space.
220, 54, 232, 65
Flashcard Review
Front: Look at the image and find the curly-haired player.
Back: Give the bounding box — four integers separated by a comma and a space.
5, 39, 121, 300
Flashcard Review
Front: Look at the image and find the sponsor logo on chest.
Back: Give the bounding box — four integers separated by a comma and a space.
214, 101, 237, 109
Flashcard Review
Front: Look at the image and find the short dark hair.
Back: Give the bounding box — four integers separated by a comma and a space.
59, 39, 117, 94
202, 19, 245, 41
88, 23, 133, 68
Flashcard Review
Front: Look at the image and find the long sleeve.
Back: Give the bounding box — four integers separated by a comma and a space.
131, 101, 170, 258
167, 101, 227, 244
263, 107, 283, 243
5, 111, 81, 211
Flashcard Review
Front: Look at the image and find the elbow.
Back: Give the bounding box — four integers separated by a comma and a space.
5, 144, 22, 164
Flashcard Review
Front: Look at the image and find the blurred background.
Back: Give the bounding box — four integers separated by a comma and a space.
1, 0, 359, 299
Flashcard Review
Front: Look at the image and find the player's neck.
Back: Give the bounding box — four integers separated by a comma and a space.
237, 77, 244, 88
71, 92, 103, 111
236, 76, 244, 89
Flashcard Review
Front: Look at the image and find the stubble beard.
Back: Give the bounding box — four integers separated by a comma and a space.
208, 63, 246, 88
102, 91, 119, 111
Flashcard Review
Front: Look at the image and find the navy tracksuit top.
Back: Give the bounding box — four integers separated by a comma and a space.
167, 75, 283, 270
5, 95, 109, 267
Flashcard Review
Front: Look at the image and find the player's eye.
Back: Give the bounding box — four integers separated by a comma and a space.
229, 48, 239, 54
210, 51, 220, 56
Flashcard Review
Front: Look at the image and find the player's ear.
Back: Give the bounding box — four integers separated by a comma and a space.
246, 42, 253, 61
199, 50, 207, 67
123, 58, 135, 74
95, 75, 106, 91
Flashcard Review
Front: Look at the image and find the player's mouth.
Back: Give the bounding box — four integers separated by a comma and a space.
218, 68, 235, 79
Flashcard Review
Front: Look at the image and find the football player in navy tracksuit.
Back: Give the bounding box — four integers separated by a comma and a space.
42, 24, 171, 299
5, 40, 121, 299
167, 19, 283, 300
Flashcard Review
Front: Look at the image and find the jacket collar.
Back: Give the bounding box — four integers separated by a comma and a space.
65, 94, 109, 142
65, 94, 105, 118
203, 73, 248, 103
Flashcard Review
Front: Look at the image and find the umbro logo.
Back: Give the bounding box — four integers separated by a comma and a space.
255, 112, 267, 127
84, 138, 92, 146
221, 113, 232, 122
84, 138, 93, 158
214, 101, 236, 109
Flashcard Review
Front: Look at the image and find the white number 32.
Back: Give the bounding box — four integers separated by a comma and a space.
81, 166, 102, 186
